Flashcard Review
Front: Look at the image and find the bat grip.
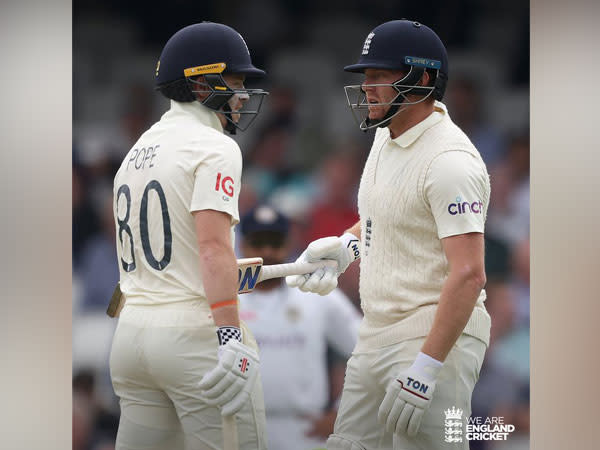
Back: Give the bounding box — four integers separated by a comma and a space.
259, 259, 338, 282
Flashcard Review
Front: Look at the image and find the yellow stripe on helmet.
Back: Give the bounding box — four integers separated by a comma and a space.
184, 62, 227, 77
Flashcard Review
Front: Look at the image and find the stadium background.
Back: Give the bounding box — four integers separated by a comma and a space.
72, 2, 530, 449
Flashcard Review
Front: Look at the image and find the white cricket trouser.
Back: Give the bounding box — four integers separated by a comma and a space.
327, 334, 486, 450
109, 302, 267, 450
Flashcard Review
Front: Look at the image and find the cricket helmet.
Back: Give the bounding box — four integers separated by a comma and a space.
343, 19, 448, 131
155, 22, 268, 134
240, 205, 290, 238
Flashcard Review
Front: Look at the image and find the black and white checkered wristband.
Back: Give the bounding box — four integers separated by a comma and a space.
217, 326, 242, 346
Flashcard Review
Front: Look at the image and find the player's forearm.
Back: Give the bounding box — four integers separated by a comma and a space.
197, 241, 240, 327
345, 220, 361, 240
420, 266, 486, 362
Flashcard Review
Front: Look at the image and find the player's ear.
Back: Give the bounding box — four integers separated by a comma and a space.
190, 75, 209, 101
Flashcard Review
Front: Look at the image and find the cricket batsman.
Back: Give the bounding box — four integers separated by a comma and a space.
109, 22, 268, 449
286, 20, 491, 450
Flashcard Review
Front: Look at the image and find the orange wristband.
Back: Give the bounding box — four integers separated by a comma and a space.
210, 299, 238, 310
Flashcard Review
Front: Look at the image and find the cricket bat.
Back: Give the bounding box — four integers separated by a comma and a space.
222, 415, 238, 450
106, 258, 338, 317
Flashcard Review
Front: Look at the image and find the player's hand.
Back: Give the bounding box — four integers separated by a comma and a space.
305, 409, 338, 439
378, 352, 443, 437
199, 339, 260, 416
286, 233, 360, 295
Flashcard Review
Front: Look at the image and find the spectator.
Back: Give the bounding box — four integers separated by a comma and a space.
486, 279, 529, 383
73, 391, 93, 450
73, 165, 100, 269
78, 191, 119, 312
445, 74, 506, 166
238, 204, 361, 450
510, 237, 530, 325
484, 234, 511, 280
304, 149, 361, 244
73, 370, 119, 450
486, 133, 530, 248
470, 280, 529, 449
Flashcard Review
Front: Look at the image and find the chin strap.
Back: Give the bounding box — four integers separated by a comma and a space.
221, 103, 237, 135
360, 66, 428, 132
362, 102, 402, 131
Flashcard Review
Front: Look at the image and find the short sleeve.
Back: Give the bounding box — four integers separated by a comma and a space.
424, 151, 490, 239
190, 138, 243, 224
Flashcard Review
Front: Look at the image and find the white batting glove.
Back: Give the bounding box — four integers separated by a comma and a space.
199, 335, 260, 416
286, 233, 360, 295
378, 352, 443, 437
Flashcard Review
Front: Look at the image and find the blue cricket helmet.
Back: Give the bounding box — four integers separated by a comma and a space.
344, 19, 448, 101
156, 22, 265, 86
155, 22, 268, 134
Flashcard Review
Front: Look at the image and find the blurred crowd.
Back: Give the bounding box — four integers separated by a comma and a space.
73, 2, 529, 449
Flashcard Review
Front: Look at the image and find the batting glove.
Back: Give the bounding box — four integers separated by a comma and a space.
378, 352, 443, 437
286, 233, 360, 295
199, 337, 260, 416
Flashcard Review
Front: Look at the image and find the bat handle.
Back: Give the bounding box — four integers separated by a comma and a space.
260, 259, 338, 282
222, 415, 238, 450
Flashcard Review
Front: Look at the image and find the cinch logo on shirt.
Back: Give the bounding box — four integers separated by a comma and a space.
448, 196, 483, 215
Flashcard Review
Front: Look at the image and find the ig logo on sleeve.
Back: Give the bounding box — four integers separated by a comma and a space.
215, 172, 235, 200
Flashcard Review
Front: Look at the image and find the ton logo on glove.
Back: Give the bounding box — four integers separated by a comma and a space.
404, 377, 430, 395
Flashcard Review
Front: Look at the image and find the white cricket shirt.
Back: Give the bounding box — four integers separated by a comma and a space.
356, 101, 491, 350
113, 100, 242, 305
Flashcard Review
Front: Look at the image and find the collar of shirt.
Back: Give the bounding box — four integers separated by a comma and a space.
169, 100, 224, 133
390, 100, 447, 148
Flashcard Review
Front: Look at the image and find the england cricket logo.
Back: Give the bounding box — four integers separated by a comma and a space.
362, 32, 375, 55
444, 407, 463, 443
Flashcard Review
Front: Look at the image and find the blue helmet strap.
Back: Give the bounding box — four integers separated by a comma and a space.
364, 66, 426, 130
433, 71, 447, 100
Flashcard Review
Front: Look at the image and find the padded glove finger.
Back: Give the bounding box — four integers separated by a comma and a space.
302, 268, 325, 292
209, 376, 245, 407
201, 371, 240, 399
395, 402, 415, 435
378, 382, 398, 426
316, 268, 338, 295
199, 365, 228, 391
385, 398, 405, 434
221, 390, 250, 416
286, 273, 308, 288
407, 407, 424, 437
